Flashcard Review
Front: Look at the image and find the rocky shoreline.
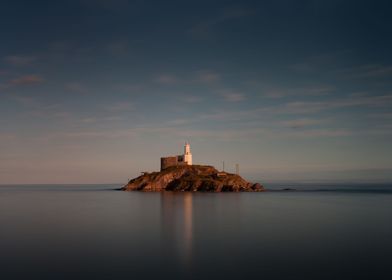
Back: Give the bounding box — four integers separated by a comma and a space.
122, 165, 264, 192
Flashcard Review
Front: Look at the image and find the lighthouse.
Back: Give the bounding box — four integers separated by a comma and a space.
160, 142, 193, 170
184, 142, 192, 165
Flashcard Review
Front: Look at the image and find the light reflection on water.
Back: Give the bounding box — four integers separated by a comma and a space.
0, 184, 391, 280
161, 192, 193, 268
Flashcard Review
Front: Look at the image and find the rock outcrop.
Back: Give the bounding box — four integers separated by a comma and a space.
121, 165, 264, 192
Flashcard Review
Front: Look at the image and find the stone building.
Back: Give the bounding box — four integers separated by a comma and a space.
161, 143, 193, 171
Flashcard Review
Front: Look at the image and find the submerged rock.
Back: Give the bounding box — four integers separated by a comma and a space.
122, 165, 265, 192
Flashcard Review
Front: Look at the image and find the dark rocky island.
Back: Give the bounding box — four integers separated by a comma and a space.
122, 165, 264, 192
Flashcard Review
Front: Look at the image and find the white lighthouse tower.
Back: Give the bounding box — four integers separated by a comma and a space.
183, 142, 192, 165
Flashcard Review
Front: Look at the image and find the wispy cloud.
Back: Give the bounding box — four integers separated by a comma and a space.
13, 96, 40, 106
155, 74, 178, 85
80, 117, 97, 124
355, 64, 392, 78
281, 101, 329, 114
277, 94, 392, 114
339, 64, 392, 79
262, 90, 288, 99
4, 55, 37, 66
103, 116, 124, 121
190, 7, 252, 38
106, 102, 133, 112
10, 74, 44, 86
106, 40, 130, 55
182, 95, 203, 103
304, 86, 335, 96
289, 51, 351, 74
335, 94, 392, 107
195, 70, 220, 83
178, 125, 352, 140
288, 129, 351, 137
262, 85, 335, 99
221, 91, 245, 102
0, 83, 8, 92
46, 127, 149, 141
279, 118, 324, 129
80, 0, 131, 11
369, 112, 392, 120
48, 40, 75, 53
114, 83, 142, 93
289, 62, 313, 72
66, 82, 89, 93
180, 94, 392, 128
155, 70, 221, 85
166, 118, 192, 126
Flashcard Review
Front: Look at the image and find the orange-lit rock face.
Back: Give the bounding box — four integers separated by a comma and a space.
122, 165, 264, 192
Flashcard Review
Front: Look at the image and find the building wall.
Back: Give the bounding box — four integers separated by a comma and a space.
160, 144, 192, 170
161, 156, 178, 171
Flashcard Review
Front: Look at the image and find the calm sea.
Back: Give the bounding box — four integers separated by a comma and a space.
1, 183, 391, 280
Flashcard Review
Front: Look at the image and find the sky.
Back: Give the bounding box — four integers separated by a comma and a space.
1, 0, 392, 184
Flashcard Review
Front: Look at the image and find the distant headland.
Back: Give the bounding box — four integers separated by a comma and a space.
122, 143, 264, 192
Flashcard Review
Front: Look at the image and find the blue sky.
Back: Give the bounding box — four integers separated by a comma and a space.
1, 0, 392, 183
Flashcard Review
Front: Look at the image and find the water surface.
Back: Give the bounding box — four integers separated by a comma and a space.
0, 184, 391, 279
